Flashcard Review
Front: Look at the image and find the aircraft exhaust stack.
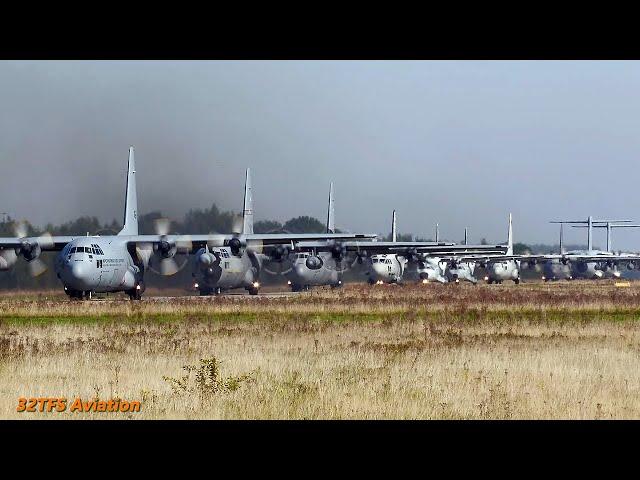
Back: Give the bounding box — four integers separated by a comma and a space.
118, 146, 138, 236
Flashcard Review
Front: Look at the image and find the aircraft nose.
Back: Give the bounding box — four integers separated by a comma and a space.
62, 261, 91, 290
371, 263, 387, 279
294, 263, 308, 278
71, 262, 87, 279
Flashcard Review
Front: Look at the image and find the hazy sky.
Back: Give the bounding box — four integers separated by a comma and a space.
1, 60, 640, 249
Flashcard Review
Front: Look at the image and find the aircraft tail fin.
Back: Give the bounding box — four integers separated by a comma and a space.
391, 210, 397, 243
464, 227, 468, 245
242, 168, 253, 234
326, 182, 335, 233
559, 223, 565, 254
435, 223, 439, 242
507, 213, 513, 255
118, 147, 138, 236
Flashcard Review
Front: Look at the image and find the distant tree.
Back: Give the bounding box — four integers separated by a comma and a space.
138, 211, 164, 235
179, 204, 238, 234
282, 216, 325, 233
513, 242, 530, 254
480, 238, 488, 245
254, 220, 283, 233
384, 233, 413, 242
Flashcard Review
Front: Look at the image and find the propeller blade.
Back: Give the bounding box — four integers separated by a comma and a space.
29, 258, 47, 277
207, 233, 225, 248
159, 257, 179, 276
154, 218, 171, 236
231, 214, 244, 236
0, 248, 17, 267
175, 235, 193, 253
13, 221, 28, 239
37, 232, 54, 249
247, 239, 263, 254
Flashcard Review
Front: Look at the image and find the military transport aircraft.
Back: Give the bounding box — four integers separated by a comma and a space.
479, 216, 640, 281
461, 214, 521, 285
280, 182, 357, 292
0, 151, 376, 300
538, 217, 640, 280
294, 211, 509, 286
191, 170, 377, 295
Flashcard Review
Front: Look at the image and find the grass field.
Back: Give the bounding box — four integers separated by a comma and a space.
2, 280, 640, 419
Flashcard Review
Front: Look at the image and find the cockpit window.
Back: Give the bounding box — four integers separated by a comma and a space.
70, 247, 76, 253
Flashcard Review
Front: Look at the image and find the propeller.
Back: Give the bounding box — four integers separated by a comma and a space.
262, 244, 293, 276
355, 249, 369, 265
12, 222, 53, 277
147, 218, 192, 276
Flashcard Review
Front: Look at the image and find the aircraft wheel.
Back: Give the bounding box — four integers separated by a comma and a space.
291, 284, 302, 292
199, 286, 213, 296
127, 290, 140, 301
248, 286, 259, 295
514, 278, 520, 285
367, 278, 376, 286
487, 279, 493, 285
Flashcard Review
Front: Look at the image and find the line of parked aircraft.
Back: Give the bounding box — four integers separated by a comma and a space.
1, 148, 640, 300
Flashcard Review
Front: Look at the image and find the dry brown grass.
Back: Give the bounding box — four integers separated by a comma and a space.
1, 280, 640, 419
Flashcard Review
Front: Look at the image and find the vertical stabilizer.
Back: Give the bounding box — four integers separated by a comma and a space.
391, 210, 397, 242
606, 222, 612, 252
559, 224, 565, 254
118, 147, 138, 236
507, 213, 513, 255
242, 168, 253, 234
326, 182, 335, 233
587, 215, 593, 251
464, 227, 468, 245
435, 223, 439, 242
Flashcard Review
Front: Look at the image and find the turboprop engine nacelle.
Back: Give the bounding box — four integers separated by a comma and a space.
17, 241, 41, 262
306, 255, 323, 270
228, 237, 246, 257
195, 249, 221, 277
155, 239, 177, 259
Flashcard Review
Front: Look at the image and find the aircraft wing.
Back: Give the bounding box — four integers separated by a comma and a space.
293, 240, 508, 257
471, 253, 640, 264
0, 236, 81, 251
123, 233, 378, 252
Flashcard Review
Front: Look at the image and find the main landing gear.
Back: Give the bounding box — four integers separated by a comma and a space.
127, 282, 145, 301
65, 288, 92, 300
198, 286, 222, 296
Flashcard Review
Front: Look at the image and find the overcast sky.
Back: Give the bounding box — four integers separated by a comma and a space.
1, 60, 640, 249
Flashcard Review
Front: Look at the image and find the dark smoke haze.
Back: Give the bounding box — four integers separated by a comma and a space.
2, 61, 640, 249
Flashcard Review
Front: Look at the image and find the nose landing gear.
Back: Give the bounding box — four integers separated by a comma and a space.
127, 282, 145, 301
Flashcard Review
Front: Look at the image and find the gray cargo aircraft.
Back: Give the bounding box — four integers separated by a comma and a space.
469, 214, 521, 284
0, 151, 375, 300
191, 171, 377, 295
490, 216, 640, 281
294, 211, 509, 285
281, 182, 356, 292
